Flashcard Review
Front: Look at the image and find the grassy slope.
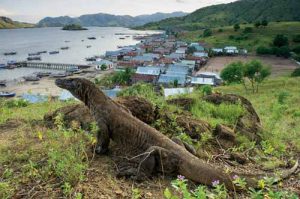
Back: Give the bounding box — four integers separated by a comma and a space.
0, 19, 34, 29
178, 21, 300, 52
1, 75, 299, 198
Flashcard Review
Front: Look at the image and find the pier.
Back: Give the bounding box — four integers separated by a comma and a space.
21, 61, 91, 70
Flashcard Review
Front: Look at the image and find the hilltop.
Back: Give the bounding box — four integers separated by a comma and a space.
0, 16, 34, 29
36, 12, 187, 27
178, 21, 300, 52
138, 0, 300, 30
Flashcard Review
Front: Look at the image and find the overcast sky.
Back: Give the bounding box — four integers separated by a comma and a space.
0, 0, 236, 23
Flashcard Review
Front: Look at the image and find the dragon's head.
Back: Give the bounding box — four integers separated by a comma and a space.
55, 78, 94, 102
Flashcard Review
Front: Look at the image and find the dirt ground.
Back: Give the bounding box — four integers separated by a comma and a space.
198, 55, 299, 76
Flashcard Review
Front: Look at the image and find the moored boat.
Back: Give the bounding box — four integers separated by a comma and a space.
61, 47, 70, 50
36, 72, 51, 78
0, 80, 6, 87
86, 45, 92, 48
28, 52, 40, 56
85, 57, 97, 61
88, 37, 96, 40
51, 73, 67, 78
4, 52, 17, 56
0, 91, 16, 98
49, 51, 59, 55
27, 56, 41, 61
24, 76, 40, 81
37, 51, 47, 54
0, 64, 7, 69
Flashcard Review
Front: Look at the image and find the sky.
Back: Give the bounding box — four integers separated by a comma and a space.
0, 0, 236, 23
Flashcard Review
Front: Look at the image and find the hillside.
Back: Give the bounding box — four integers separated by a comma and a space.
0, 16, 34, 29
178, 21, 300, 52
37, 12, 187, 27
139, 0, 300, 30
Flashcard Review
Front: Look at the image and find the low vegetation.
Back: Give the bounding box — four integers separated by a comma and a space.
62, 24, 88, 31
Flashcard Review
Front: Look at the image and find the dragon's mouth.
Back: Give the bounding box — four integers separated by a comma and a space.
55, 78, 75, 90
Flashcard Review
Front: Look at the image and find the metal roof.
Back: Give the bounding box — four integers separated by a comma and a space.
163, 87, 194, 97
158, 74, 186, 85
191, 77, 215, 85
136, 66, 161, 75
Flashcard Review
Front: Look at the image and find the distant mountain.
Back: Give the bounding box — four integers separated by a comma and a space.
0, 16, 34, 29
37, 12, 187, 27
139, 0, 300, 30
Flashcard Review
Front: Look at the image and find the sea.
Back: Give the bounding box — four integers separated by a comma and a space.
0, 27, 159, 81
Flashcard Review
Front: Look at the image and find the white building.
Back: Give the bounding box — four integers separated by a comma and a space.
224, 46, 239, 54
93, 59, 115, 70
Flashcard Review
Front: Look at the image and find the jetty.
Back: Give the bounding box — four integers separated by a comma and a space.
20, 61, 91, 70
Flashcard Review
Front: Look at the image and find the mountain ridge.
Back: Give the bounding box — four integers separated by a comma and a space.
37, 12, 187, 27
0, 16, 34, 29
138, 0, 300, 30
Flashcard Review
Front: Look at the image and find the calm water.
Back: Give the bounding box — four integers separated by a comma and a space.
0, 27, 159, 80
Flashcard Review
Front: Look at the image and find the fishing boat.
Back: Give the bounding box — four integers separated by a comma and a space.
0, 80, 6, 87
37, 51, 47, 54
0, 64, 7, 69
61, 47, 70, 50
117, 45, 123, 49
119, 37, 126, 40
66, 67, 79, 73
28, 52, 40, 56
36, 72, 51, 78
65, 40, 71, 43
86, 45, 92, 48
24, 76, 40, 81
87, 37, 96, 40
85, 57, 97, 61
0, 91, 16, 98
27, 56, 41, 61
4, 52, 17, 56
51, 73, 67, 78
49, 51, 59, 55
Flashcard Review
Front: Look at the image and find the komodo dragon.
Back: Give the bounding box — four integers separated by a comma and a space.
55, 78, 298, 191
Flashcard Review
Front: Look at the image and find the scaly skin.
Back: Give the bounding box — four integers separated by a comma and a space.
55, 78, 298, 191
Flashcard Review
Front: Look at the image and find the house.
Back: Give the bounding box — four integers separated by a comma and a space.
166, 65, 190, 76
166, 52, 185, 60
190, 77, 215, 86
163, 87, 194, 97
224, 46, 238, 55
179, 60, 196, 71
190, 43, 205, 52
158, 74, 186, 86
93, 59, 115, 70
212, 48, 224, 55
131, 66, 162, 84
197, 72, 222, 85
193, 52, 209, 58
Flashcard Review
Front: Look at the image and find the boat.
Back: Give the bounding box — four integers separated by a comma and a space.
85, 57, 97, 61
73, 70, 82, 74
37, 51, 47, 54
28, 52, 40, 56
0, 91, 16, 98
0, 80, 6, 87
4, 52, 17, 56
117, 45, 123, 48
49, 51, 59, 55
65, 40, 71, 43
66, 67, 79, 73
88, 37, 96, 40
36, 71, 51, 78
0, 64, 7, 69
119, 37, 126, 40
61, 47, 70, 50
51, 73, 67, 78
86, 45, 92, 48
27, 56, 41, 61
24, 76, 40, 81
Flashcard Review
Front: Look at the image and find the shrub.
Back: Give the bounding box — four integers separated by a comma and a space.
203, 29, 212, 37
292, 45, 300, 54
272, 46, 291, 58
256, 46, 272, 55
293, 34, 300, 43
220, 61, 244, 84
261, 19, 268, 26
234, 24, 240, 31
273, 35, 289, 47
254, 21, 261, 28
200, 85, 213, 96
218, 28, 223, 32
277, 91, 289, 104
243, 27, 253, 33
291, 68, 300, 77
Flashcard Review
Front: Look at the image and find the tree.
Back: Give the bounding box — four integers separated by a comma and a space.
243, 27, 253, 34
234, 24, 240, 31
292, 34, 300, 43
261, 19, 268, 26
254, 21, 261, 28
173, 79, 178, 87
256, 46, 272, 55
100, 64, 107, 71
220, 61, 244, 84
187, 46, 197, 55
243, 60, 271, 93
203, 29, 212, 37
273, 34, 289, 47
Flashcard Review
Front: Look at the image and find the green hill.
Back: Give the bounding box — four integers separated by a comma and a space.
178, 21, 300, 52
0, 16, 34, 29
139, 0, 300, 30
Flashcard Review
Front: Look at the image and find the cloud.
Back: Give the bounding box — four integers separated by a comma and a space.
0, 8, 14, 16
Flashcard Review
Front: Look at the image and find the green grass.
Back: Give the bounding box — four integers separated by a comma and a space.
179, 22, 300, 52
